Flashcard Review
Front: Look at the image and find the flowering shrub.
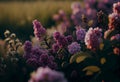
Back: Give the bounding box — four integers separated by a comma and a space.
23, 41, 57, 69
33, 20, 46, 41
0, 1, 120, 82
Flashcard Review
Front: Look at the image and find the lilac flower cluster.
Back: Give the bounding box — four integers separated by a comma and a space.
57, 36, 68, 48
76, 27, 86, 42
29, 67, 67, 82
84, 0, 114, 13
52, 43, 59, 53
104, 1, 120, 40
71, 2, 83, 26
53, 31, 68, 48
53, 31, 61, 41
94, 27, 102, 38
111, 34, 120, 41
52, 32, 73, 53
83, 0, 120, 28
71, 2, 81, 15
52, 10, 70, 34
71, 1, 97, 27
33, 20, 46, 40
84, 3, 97, 24
24, 41, 57, 69
113, 2, 120, 14
24, 41, 32, 52
68, 42, 81, 54
108, 2, 120, 30
108, 13, 120, 30
65, 35, 73, 44
85, 27, 102, 50
114, 34, 120, 40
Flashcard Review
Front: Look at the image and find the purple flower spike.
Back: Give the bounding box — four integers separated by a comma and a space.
52, 43, 59, 53
76, 28, 86, 42
66, 35, 73, 44
68, 42, 81, 54
33, 19, 46, 40
57, 36, 68, 48
53, 31, 61, 41
24, 41, 32, 52
85, 27, 102, 50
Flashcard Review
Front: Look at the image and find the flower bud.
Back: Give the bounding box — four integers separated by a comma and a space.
10, 33, 16, 39
4, 30, 10, 37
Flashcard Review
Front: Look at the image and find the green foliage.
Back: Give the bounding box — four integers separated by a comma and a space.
82, 66, 101, 76
70, 52, 91, 64
68, 38, 120, 81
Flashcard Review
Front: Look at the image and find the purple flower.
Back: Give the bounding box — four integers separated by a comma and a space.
49, 56, 55, 61
52, 43, 59, 53
31, 46, 43, 57
85, 27, 102, 50
39, 54, 49, 66
48, 62, 57, 70
71, 2, 81, 14
108, 13, 120, 30
68, 42, 81, 54
115, 34, 120, 40
53, 31, 61, 41
53, 31, 68, 47
113, 2, 120, 14
24, 48, 57, 69
94, 27, 102, 38
24, 41, 32, 52
57, 36, 68, 48
71, 2, 83, 26
71, 11, 82, 26
23, 40, 57, 69
66, 35, 73, 44
29, 67, 67, 82
76, 28, 86, 42
26, 58, 39, 68
111, 34, 120, 41
39, 54, 57, 69
33, 20, 46, 40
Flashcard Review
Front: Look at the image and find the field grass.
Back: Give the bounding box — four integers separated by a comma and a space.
0, 1, 75, 40
0, 1, 73, 26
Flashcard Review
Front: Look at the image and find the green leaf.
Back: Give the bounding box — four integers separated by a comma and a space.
100, 57, 106, 64
82, 66, 100, 72
69, 52, 91, 63
86, 71, 94, 76
76, 56, 87, 63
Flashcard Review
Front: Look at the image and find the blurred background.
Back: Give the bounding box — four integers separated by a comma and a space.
0, 0, 82, 41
